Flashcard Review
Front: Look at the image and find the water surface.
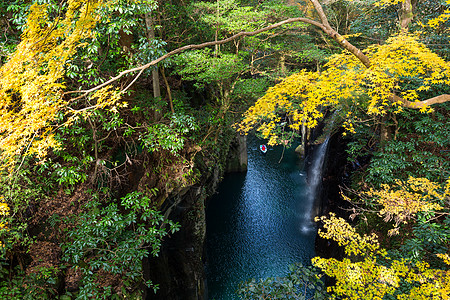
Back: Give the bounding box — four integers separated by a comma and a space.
206, 136, 317, 299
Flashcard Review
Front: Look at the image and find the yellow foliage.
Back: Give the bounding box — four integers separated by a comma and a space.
237, 70, 320, 144
365, 177, 447, 228
366, 34, 450, 112
313, 214, 450, 300
397, 264, 450, 300
420, 0, 450, 29
313, 256, 402, 299
313, 214, 397, 299
0, 199, 9, 247
373, 0, 404, 8
437, 253, 450, 266
314, 213, 382, 257
342, 111, 356, 136
238, 34, 450, 144
0, 202, 9, 216
0, 0, 123, 169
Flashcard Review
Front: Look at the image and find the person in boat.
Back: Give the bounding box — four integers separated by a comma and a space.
260, 144, 267, 154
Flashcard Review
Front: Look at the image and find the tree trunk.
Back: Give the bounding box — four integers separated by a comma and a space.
279, 53, 287, 75
161, 66, 174, 114
215, 0, 220, 57
399, 0, 413, 32
309, 0, 371, 68
145, 13, 161, 100
379, 114, 392, 145
145, 13, 162, 120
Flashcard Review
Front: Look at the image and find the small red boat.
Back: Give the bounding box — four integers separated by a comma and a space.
260, 144, 267, 154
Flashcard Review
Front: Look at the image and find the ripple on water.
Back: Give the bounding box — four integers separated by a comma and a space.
206, 136, 317, 300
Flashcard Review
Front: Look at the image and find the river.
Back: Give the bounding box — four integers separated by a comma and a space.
205, 136, 319, 299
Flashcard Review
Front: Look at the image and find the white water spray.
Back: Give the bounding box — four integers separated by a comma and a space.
300, 138, 330, 233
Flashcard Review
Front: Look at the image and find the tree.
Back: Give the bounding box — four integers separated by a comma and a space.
313, 205, 450, 299
238, 262, 327, 300
2, 0, 450, 166
232, 1, 450, 299
238, 33, 450, 143
0, 0, 310, 166
0, 1, 192, 298
236, 0, 450, 143
0, 1, 449, 297
0, 0, 105, 168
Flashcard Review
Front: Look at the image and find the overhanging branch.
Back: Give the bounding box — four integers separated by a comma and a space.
67, 0, 449, 110
391, 94, 450, 109
68, 17, 325, 97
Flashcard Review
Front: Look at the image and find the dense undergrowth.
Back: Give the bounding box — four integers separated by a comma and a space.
0, 0, 449, 299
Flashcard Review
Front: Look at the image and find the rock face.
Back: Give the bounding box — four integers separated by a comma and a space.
146, 134, 247, 300
225, 134, 248, 173
146, 125, 352, 298
146, 186, 208, 300
294, 144, 305, 157
312, 130, 349, 261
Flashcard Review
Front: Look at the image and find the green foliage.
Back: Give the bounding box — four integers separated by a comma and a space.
0, 164, 51, 255
0, 265, 60, 300
367, 107, 450, 186
232, 77, 272, 103
99, 0, 157, 33
238, 263, 327, 300
57, 115, 93, 151
140, 113, 198, 154
6, 0, 61, 32
54, 165, 88, 186
347, 0, 450, 58
0, 2, 21, 64
133, 37, 168, 72
175, 49, 247, 89
401, 219, 450, 262
65, 0, 159, 88
62, 191, 180, 298
193, 0, 268, 34
342, 102, 449, 275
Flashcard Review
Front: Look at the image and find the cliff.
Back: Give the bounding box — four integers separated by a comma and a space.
145, 133, 247, 300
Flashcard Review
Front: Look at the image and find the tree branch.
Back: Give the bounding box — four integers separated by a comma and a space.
308, 0, 447, 109
68, 17, 325, 96
310, 0, 331, 28
309, 0, 371, 68
67, 0, 448, 110
391, 94, 450, 109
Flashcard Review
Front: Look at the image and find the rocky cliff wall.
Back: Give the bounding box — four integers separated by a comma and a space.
310, 129, 352, 263
145, 134, 247, 300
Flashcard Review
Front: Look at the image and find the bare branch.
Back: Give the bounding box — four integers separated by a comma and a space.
122, 68, 144, 94
67, 0, 448, 110
308, 0, 371, 68
68, 17, 325, 97
309, 0, 331, 28
391, 94, 450, 109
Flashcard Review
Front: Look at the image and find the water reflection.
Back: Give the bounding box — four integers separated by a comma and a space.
206, 136, 317, 299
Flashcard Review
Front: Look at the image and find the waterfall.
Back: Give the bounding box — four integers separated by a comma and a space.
300, 138, 330, 233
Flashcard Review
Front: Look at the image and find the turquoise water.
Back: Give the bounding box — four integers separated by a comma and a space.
205, 136, 317, 299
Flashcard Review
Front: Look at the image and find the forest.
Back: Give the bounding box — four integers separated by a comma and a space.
0, 0, 449, 299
